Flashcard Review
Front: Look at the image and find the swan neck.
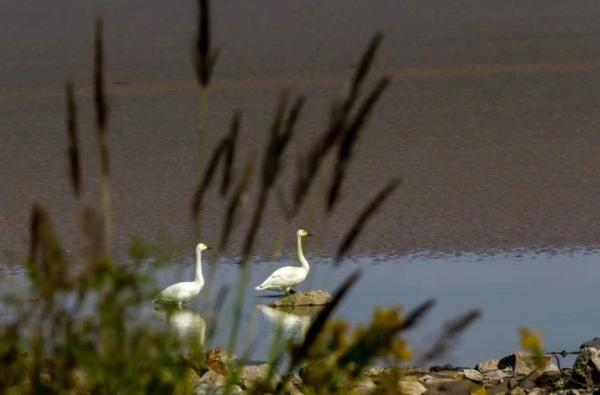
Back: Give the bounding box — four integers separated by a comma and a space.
297, 235, 309, 270
195, 249, 204, 284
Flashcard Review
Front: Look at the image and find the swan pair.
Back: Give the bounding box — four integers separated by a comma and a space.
157, 229, 312, 306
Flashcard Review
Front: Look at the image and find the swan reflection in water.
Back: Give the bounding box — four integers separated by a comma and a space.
153, 305, 206, 344
258, 305, 321, 341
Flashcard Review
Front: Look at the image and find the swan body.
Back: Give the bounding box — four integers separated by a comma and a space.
255, 229, 312, 295
157, 243, 208, 307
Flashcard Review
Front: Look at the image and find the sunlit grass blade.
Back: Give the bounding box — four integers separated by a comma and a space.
335, 179, 401, 261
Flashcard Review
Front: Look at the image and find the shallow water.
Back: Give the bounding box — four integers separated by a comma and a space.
5, 249, 596, 368
207, 250, 599, 367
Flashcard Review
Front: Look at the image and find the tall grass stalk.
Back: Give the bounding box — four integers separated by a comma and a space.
94, 18, 112, 252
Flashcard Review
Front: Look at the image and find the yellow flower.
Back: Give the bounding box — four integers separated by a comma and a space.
391, 339, 412, 361
470, 386, 488, 395
520, 327, 543, 353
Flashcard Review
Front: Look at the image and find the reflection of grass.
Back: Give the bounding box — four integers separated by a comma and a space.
0, 1, 484, 393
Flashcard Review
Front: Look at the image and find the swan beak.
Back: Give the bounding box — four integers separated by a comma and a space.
206, 246, 212, 250
307, 232, 314, 237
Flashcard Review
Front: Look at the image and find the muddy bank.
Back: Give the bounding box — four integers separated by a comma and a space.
3, 1, 600, 258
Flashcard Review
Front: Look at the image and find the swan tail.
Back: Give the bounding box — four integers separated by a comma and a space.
255, 284, 265, 291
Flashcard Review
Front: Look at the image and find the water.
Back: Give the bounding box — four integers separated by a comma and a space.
5, 250, 594, 368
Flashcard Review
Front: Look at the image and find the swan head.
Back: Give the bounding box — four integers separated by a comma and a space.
196, 243, 210, 252
297, 229, 313, 237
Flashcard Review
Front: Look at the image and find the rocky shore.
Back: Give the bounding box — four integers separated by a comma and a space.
190, 344, 600, 395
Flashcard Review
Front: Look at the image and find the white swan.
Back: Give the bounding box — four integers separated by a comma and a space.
156, 243, 208, 307
255, 229, 312, 295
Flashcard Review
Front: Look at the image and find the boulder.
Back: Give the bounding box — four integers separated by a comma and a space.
572, 347, 600, 387
199, 370, 225, 387
422, 378, 474, 394
270, 290, 331, 307
461, 369, 484, 383
498, 351, 559, 376
239, 363, 280, 390
475, 359, 500, 373
483, 369, 509, 384
580, 338, 600, 349
206, 347, 235, 375
398, 376, 427, 395
351, 378, 377, 394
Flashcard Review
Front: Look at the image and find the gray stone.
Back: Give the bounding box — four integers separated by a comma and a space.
351, 378, 377, 394
572, 347, 600, 387
240, 363, 280, 390
498, 351, 559, 375
398, 376, 427, 395
461, 369, 484, 382
580, 337, 600, 349
199, 370, 225, 387
269, 290, 331, 307
483, 369, 509, 384
475, 359, 500, 373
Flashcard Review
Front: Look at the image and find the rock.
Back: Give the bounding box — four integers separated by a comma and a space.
176, 368, 203, 391
206, 347, 235, 375
363, 366, 386, 379
421, 378, 473, 394
580, 337, 600, 349
398, 376, 427, 395
199, 370, 225, 387
572, 347, 600, 387
283, 381, 304, 395
240, 363, 280, 390
269, 290, 331, 307
418, 375, 435, 384
483, 369, 509, 384
475, 359, 500, 373
461, 369, 484, 383
195, 383, 245, 395
351, 378, 377, 394
508, 388, 526, 395
498, 351, 559, 375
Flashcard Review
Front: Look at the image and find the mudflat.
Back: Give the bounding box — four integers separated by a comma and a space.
2, 1, 600, 258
